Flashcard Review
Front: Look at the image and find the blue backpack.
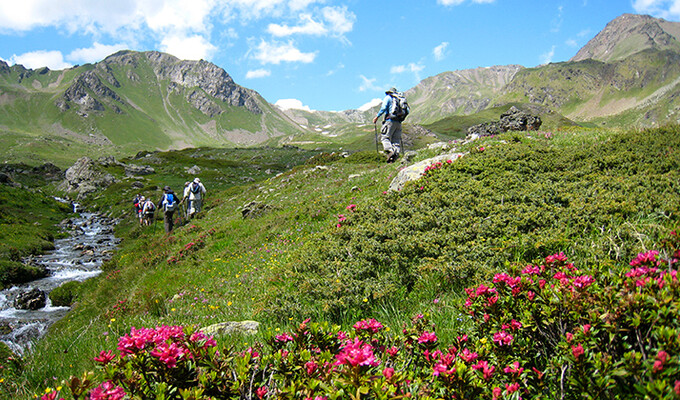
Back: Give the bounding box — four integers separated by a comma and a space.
164, 193, 177, 212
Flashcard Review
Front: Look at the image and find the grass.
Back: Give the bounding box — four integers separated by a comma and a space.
2, 125, 680, 399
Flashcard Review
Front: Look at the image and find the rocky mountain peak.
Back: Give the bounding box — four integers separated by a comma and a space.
571, 13, 680, 62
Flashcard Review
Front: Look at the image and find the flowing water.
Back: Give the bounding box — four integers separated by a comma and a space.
0, 212, 119, 355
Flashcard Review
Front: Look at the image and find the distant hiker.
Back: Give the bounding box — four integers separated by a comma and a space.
157, 186, 178, 233
182, 177, 207, 219
133, 194, 143, 225
373, 87, 410, 163
141, 197, 156, 226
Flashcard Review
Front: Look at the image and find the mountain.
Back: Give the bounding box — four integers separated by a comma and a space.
571, 13, 680, 63
0, 51, 306, 166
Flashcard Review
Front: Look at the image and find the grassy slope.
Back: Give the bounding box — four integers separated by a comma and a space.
4, 125, 680, 398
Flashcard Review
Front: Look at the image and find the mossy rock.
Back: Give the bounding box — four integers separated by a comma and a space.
0, 260, 48, 288
49, 280, 82, 307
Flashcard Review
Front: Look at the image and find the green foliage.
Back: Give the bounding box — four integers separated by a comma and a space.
265, 125, 680, 322
49, 281, 83, 307
0, 260, 47, 289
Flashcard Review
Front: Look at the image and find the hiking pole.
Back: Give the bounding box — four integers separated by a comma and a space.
374, 122, 379, 155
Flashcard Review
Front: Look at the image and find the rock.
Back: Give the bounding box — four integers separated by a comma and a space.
124, 164, 155, 177
389, 152, 466, 192
131, 181, 145, 189
427, 142, 451, 151
186, 165, 202, 175
58, 157, 118, 198
200, 321, 259, 337
466, 106, 542, 138
241, 201, 273, 219
14, 288, 47, 310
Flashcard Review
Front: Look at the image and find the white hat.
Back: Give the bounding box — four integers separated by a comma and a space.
194, 178, 200, 183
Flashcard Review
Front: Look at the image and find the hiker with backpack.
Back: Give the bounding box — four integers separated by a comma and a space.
133, 194, 143, 225
373, 87, 409, 163
157, 186, 178, 233
141, 196, 156, 226
182, 177, 206, 220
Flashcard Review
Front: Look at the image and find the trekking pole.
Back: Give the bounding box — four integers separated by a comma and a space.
374, 122, 379, 155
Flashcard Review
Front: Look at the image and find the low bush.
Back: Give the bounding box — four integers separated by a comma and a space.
39, 235, 680, 399
49, 281, 82, 307
0, 260, 48, 288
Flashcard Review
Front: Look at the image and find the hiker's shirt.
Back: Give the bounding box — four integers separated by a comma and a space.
184, 183, 206, 201
376, 95, 394, 122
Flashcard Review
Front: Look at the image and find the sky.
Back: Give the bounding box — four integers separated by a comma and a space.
1, 0, 679, 112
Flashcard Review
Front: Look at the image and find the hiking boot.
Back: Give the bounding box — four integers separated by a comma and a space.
385, 150, 394, 162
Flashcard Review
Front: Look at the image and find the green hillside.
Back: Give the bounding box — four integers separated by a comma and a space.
2, 124, 679, 399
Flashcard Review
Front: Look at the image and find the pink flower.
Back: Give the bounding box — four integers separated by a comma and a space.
346, 204, 357, 212
675, 380, 680, 395
653, 351, 670, 373
629, 250, 660, 267
572, 343, 585, 360
353, 318, 384, 334
566, 332, 574, 343
89, 381, 126, 400
256, 386, 267, 399
472, 360, 495, 380
383, 367, 395, 379
503, 361, 524, 375
386, 346, 400, 357
505, 382, 520, 394
150, 342, 186, 368
492, 331, 514, 346
335, 338, 379, 367
417, 331, 438, 345
305, 361, 318, 375
41, 392, 64, 400
492, 387, 502, 400
459, 348, 478, 363
582, 324, 591, 335
546, 252, 568, 265
275, 333, 295, 343
93, 350, 115, 365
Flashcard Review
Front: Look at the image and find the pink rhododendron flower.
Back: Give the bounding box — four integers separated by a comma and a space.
503, 361, 524, 375
335, 338, 379, 367
275, 333, 295, 343
472, 360, 495, 380
94, 350, 115, 365
566, 332, 574, 343
386, 346, 400, 357
505, 382, 520, 394
522, 264, 542, 275
629, 250, 660, 267
675, 380, 680, 395
653, 351, 670, 373
418, 331, 438, 344
572, 343, 585, 359
89, 381, 126, 400
41, 392, 64, 400
383, 367, 395, 379
150, 342, 187, 368
353, 318, 384, 334
573, 275, 595, 289
546, 252, 568, 265
346, 204, 357, 212
256, 386, 267, 399
305, 361, 318, 375
460, 348, 478, 363
492, 387, 502, 400
582, 324, 591, 335
493, 331, 514, 346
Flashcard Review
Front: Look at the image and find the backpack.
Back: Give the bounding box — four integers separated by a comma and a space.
388, 92, 410, 122
190, 182, 201, 194
144, 201, 155, 215
164, 193, 177, 212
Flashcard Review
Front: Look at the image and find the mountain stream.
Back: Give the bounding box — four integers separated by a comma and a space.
0, 211, 119, 355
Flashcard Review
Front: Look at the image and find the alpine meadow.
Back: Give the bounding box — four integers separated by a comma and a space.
1, 12, 680, 400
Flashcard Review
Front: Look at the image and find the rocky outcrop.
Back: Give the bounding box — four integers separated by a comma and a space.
241, 201, 273, 219
56, 70, 125, 115
200, 321, 260, 336
58, 157, 118, 198
466, 106, 542, 138
389, 152, 466, 192
124, 164, 155, 177
14, 288, 47, 310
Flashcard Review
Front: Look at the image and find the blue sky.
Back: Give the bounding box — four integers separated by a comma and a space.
1, 0, 679, 112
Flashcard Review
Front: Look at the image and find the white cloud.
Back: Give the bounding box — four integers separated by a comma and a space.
68, 42, 128, 64
8, 50, 71, 70
275, 98, 312, 111
358, 75, 382, 92
246, 68, 271, 78
565, 39, 578, 48
267, 13, 326, 36
160, 34, 217, 60
358, 98, 382, 111
391, 62, 425, 82
551, 5, 564, 33
322, 6, 356, 37
433, 42, 449, 61
633, 0, 680, 19
252, 39, 316, 64
437, 0, 495, 5
540, 45, 556, 65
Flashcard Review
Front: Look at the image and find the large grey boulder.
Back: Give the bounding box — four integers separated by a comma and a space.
58, 157, 118, 198
124, 164, 155, 177
201, 321, 259, 336
467, 106, 542, 138
389, 152, 466, 192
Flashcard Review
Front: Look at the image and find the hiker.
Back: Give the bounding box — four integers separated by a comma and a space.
133, 194, 143, 225
182, 177, 207, 220
373, 87, 409, 163
141, 197, 156, 226
157, 186, 178, 233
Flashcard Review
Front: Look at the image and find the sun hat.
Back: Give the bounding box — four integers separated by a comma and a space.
385, 87, 397, 94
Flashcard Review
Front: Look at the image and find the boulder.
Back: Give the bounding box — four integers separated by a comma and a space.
467, 106, 542, 138
241, 201, 273, 219
124, 164, 155, 177
200, 321, 259, 337
58, 157, 118, 198
389, 152, 466, 192
14, 288, 47, 310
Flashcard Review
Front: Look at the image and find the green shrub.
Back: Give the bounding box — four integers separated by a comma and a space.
0, 260, 48, 288
49, 281, 82, 307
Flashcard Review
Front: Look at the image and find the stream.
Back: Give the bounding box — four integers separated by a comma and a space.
0, 211, 119, 355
